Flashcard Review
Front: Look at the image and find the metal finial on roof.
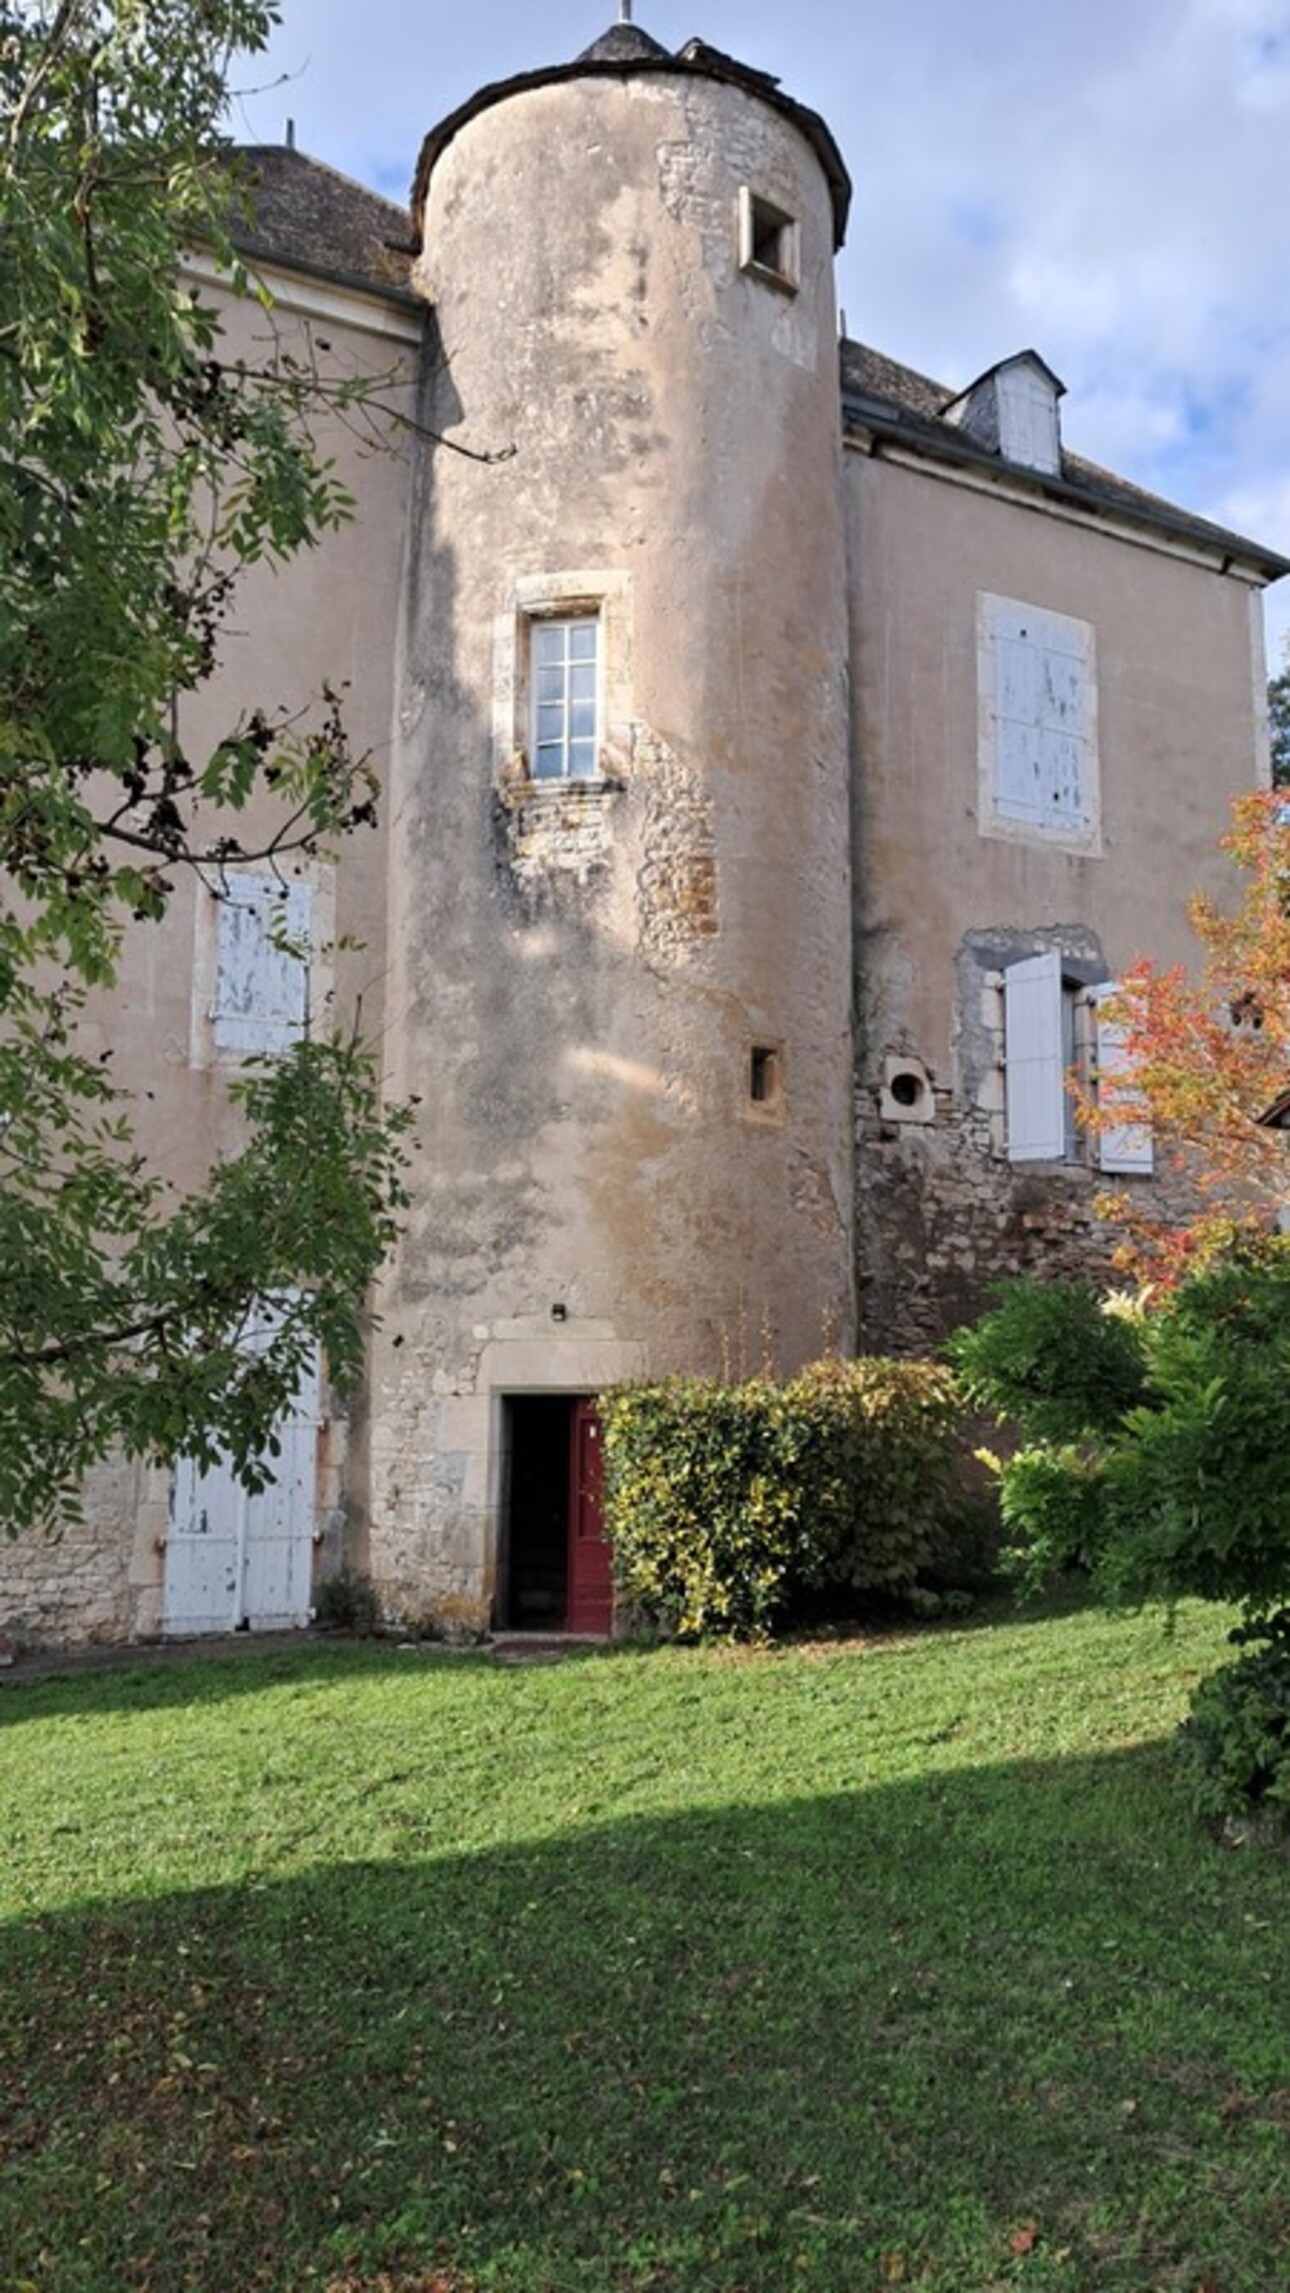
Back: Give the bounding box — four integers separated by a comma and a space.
620, 2, 633, 19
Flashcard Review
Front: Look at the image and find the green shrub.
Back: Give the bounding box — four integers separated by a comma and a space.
1096, 1251, 1290, 1609
600, 1357, 962, 1641
1174, 1611, 1290, 1830
956, 1250, 1290, 1617
921, 1481, 1005, 1596
993, 1442, 1106, 1590
785, 1356, 960, 1596
313, 1569, 381, 1636
600, 1378, 819, 1640
949, 1277, 1147, 1443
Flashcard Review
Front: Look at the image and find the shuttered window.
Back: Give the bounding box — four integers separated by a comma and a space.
1092, 984, 1154, 1173
1004, 951, 1066, 1162
996, 364, 1062, 475
212, 874, 311, 1055
1003, 960, 1153, 1170
980, 596, 1098, 846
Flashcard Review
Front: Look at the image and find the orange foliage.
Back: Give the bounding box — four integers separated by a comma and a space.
1087, 791, 1290, 1283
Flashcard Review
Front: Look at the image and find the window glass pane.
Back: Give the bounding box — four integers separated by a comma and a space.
528, 613, 601, 781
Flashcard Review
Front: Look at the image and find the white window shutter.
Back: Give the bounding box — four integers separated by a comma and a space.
1005, 950, 1066, 1161
213, 875, 311, 1054
1093, 984, 1153, 1174
997, 365, 1061, 475
988, 600, 1091, 835
994, 610, 1045, 825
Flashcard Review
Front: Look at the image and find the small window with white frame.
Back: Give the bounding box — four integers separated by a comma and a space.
738, 186, 800, 294
978, 595, 1100, 853
531, 615, 601, 782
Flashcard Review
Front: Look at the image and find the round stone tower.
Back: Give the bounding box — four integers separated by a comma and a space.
369, 21, 856, 1631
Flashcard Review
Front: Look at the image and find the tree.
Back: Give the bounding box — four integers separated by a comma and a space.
1269, 639, 1290, 788
0, 1, 411, 1532
1081, 790, 1290, 1283
952, 1253, 1290, 1828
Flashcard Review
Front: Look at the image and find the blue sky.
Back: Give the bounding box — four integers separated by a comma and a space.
233, 0, 1290, 668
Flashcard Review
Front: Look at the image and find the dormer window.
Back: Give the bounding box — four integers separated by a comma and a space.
944, 351, 1065, 476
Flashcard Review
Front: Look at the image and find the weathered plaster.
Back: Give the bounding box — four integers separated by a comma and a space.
370, 59, 854, 1628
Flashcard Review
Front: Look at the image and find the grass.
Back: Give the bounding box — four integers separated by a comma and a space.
1, 1603, 1288, 2292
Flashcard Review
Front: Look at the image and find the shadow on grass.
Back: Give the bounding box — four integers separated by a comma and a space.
3, 1746, 1288, 2293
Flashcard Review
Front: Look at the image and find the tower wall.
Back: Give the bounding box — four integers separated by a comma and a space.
369, 62, 854, 1627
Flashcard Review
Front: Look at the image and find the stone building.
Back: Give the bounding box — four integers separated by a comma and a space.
5, 17, 1286, 1645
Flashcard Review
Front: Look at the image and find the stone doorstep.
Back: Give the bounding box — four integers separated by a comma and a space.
487, 1632, 612, 1664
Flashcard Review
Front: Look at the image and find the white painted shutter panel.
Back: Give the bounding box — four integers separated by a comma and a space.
164, 1453, 243, 1634
995, 607, 1046, 825
1005, 950, 1066, 1161
213, 876, 311, 1054
1040, 646, 1087, 831
165, 1298, 320, 1635
992, 603, 1089, 833
1094, 984, 1153, 1174
997, 366, 1060, 475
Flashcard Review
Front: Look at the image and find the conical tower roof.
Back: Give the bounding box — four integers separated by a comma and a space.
412, 23, 851, 249
578, 20, 669, 65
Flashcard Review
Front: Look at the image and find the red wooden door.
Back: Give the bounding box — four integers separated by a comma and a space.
566, 1400, 613, 1633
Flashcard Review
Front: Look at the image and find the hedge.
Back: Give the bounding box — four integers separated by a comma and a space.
599, 1357, 960, 1641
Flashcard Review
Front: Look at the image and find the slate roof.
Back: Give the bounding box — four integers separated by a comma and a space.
578, 23, 671, 64
842, 338, 1290, 581
410, 32, 851, 249
221, 144, 1289, 585
227, 146, 417, 303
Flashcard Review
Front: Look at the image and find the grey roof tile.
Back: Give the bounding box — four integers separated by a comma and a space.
228, 146, 417, 302
841, 336, 1290, 579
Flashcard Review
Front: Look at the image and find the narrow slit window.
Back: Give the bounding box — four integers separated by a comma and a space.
749, 1045, 780, 1107
531, 616, 601, 781
738, 188, 800, 293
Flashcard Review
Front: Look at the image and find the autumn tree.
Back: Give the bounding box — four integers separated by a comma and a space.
0, 0, 411, 1531
1081, 790, 1290, 1282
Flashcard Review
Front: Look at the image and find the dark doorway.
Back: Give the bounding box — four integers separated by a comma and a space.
500, 1396, 611, 1633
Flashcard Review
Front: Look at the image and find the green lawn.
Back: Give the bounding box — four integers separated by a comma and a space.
1, 1605, 1287, 2293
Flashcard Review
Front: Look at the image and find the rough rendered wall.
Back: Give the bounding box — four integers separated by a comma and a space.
0, 1460, 163, 1649
371, 68, 854, 1628
847, 449, 1267, 1349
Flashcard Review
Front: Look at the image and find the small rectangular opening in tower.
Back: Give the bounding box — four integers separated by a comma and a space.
749, 1044, 781, 1107
739, 188, 800, 293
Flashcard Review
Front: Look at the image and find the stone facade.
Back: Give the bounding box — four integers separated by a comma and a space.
3, 19, 1286, 1646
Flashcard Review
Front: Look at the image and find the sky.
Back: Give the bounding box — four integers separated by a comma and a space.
232, 0, 1290, 667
